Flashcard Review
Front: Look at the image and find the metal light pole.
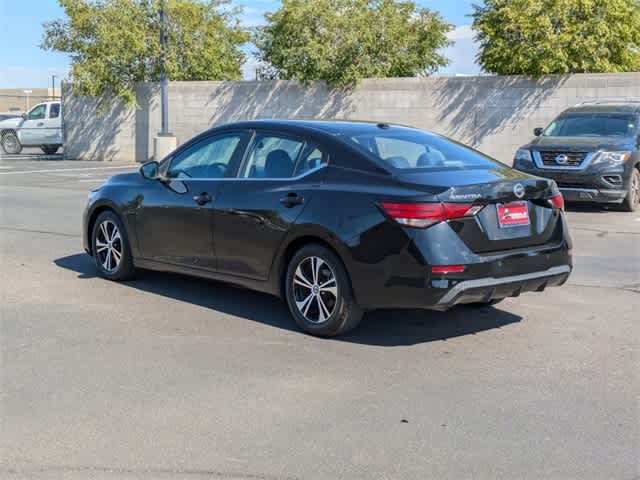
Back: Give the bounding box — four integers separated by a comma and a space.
51, 75, 57, 99
23, 89, 32, 111
159, 0, 169, 136
153, 0, 176, 161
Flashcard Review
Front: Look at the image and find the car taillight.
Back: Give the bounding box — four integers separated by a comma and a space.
431, 265, 465, 274
380, 202, 483, 228
548, 193, 565, 211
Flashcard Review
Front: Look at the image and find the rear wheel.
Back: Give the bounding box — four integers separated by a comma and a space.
41, 145, 60, 155
620, 168, 640, 212
1, 131, 22, 154
285, 244, 362, 337
91, 211, 135, 281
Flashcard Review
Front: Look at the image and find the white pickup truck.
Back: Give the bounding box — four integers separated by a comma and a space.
0, 101, 63, 155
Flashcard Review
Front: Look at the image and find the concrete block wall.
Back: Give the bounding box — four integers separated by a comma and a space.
63, 72, 640, 164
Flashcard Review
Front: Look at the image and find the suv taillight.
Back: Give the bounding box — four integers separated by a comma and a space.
380, 202, 483, 228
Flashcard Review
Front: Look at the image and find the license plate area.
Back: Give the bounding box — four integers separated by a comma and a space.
496, 201, 530, 228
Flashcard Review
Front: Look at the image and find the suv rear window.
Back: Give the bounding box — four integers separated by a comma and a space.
544, 114, 637, 137
346, 129, 499, 170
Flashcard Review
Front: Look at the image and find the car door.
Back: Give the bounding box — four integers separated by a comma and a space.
213, 131, 328, 279
43, 102, 63, 144
135, 131, 250, 269
17, 103, 48, 145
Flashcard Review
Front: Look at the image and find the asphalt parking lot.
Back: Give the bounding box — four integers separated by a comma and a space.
1, 159, 638, 480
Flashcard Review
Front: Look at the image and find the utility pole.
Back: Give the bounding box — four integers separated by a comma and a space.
159, 0, 169, 136
51, 75, 57, 99
153, 0, 176, 162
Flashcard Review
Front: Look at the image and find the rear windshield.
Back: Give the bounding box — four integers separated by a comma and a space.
345, 129, 499, 170
544, 114, 637, 137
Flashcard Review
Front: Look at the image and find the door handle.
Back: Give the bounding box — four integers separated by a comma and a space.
193, 192, 212, 206
37, 122, 44, 126
280, 192, 303, 207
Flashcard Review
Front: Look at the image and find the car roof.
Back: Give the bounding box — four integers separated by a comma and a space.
212, 119, 419, 136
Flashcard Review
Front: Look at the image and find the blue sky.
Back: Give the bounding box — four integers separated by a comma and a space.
0, 0, 478, 88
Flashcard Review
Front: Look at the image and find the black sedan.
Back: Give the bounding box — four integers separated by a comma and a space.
83, 120, 572, 336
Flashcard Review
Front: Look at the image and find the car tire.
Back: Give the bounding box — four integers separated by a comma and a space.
1, 131, 22, 155
91, 210, 136, 281
285, 243, 362, 337
620, 168, 640, 212
41, 145, 60, 155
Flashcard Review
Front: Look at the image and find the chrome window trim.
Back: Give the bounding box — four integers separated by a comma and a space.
532, 150, 597, 170
165, 163, 329, 182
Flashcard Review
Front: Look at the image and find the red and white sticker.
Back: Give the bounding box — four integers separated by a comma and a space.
496, 201, 530, 227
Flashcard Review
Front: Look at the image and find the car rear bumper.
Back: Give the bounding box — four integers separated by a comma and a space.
431, 265, 571, 309
559, 186, 627, 204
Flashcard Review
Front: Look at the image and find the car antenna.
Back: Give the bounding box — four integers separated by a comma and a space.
377, 123, 390, 129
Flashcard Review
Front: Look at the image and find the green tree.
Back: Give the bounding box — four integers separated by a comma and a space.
254, 0, 452, 87
42, 0, 249, 106
471, 0, 640, 75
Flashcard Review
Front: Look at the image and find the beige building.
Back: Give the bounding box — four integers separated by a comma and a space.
0, 88, 62, 113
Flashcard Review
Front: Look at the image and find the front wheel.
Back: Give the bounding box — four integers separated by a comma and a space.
620, 168, 640, 212
285, 244, 362, 337
1, 131, 22, 154
91, 211, 136, 281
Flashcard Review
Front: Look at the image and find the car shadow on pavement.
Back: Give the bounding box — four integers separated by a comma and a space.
55, 253, 522, 347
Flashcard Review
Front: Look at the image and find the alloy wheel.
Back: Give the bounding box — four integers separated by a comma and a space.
292, 256, 338, 324
95, 220, 122, 272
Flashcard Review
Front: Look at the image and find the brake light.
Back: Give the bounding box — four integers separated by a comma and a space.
381, 202, 482, 228
548, 193, 565, 211
431, 265, 465, 274
380, 202, 482, 228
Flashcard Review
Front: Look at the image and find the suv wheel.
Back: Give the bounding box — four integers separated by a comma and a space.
285, 244, 362, 337
1, 131, 22, 155
621, 168, 640, 212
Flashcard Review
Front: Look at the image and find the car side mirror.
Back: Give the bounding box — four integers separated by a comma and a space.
533, 127, 543, 137
140, 161, 159, 180
21, 113, 27, 119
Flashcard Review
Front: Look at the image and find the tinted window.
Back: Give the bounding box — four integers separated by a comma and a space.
27, 104, 46, 120
49, 103, 60, 119
347, 129, 499, 170
544, 114, 637, 137
167, 133, 245, 179
293, 144, 327, 176
241, 134, 304, 179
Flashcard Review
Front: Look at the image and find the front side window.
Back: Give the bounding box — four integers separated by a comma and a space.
347, 129, 499, 170
167, 133, 245, 179
27, 104, 46, 120
544, 114, 637, 138
241, 134, 304, 179
49, 103, 60, 119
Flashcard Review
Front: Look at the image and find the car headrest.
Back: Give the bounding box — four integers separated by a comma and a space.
385, 156, 410, 168
417, 152, 445, 167
265, 149, 294, 178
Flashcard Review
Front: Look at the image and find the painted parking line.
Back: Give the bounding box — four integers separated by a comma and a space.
0, 165, 137, 175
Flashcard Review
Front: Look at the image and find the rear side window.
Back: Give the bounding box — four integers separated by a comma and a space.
347, 129, 499, 170
49, 103, 60, 119
241, 134, 304, 179
293, 144, 328, 176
